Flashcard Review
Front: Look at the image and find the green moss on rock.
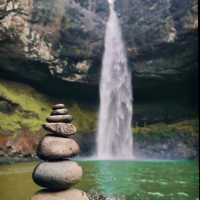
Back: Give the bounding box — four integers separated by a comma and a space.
0, 79, 98, 134
0, 79, 51, 133
134, 119, 199, 139
69, 104, 97, 133
0, 78, 198, 139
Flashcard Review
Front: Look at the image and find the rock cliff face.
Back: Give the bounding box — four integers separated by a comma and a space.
0, 1, 198, 161
0, 0, 198, 98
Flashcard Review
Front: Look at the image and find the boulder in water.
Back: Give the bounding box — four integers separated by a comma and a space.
31, 189, 89, 200
33, 161, 83, 190
37, 136, 80, 160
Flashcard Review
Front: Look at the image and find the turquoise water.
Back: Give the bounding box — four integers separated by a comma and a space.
0, 160, 199, 200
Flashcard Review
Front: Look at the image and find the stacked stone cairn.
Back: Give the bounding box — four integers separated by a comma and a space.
31, 104, 89, 200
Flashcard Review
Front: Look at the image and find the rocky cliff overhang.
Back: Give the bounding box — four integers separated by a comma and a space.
0, 0, 198, 100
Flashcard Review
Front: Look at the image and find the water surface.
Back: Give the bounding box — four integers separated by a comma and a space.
0, 160, 198, 200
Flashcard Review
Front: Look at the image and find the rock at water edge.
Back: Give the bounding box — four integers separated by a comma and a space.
31, 189, 89, 200
33, 161, 83, 190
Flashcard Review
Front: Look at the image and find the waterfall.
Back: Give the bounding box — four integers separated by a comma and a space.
97, 0, 134, 160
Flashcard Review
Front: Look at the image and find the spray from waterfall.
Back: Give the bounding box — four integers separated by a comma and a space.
97, 0, 134, 160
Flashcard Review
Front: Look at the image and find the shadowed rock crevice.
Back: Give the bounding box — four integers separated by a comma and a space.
0, 96, 18, 114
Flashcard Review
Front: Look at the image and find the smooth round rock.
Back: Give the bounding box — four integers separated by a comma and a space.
52, 104, 65, 110
47, 115, 73, 123
37, 136, 80, 160
32, 161, 83, 190
43, 123, 77, 137
51, 108, 68, 115
31, 189, 89, 200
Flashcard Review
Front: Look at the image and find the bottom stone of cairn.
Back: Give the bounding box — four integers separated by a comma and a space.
31, 189, 89, 200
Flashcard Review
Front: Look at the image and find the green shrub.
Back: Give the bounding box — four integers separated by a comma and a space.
133, 119, 199, 139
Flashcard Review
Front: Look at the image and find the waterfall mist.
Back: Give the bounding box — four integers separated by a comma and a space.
97, 0, 134, 160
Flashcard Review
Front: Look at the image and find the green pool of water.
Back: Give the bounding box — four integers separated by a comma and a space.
0, 160, 199, 200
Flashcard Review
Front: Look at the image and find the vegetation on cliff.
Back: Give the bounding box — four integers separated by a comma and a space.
134, 119, 199, 143
0, 78, 198, 159
69, 104, 97, 133
0, 79, 51, 133
0, 79, 97, 135
0, 78, 198, 136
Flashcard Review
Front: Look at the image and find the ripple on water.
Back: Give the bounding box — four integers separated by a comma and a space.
177, 192, 189, 197
139, 179, 155, 183
159, 181, 168, 185
0, 160, 198, 200
175, 180, 187, 184
147, 192, 165, 197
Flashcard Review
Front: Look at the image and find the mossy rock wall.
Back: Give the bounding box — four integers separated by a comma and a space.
0, 78, 198, 160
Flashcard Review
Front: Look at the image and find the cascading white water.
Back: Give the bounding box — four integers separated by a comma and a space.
97, 0, 134, 160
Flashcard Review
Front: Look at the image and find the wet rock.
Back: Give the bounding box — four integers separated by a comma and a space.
0, 150, 6, 157
52, 104, 66, 110
31, 189, 89, 200
33, 161, 83, 190
87, 192, 126, 200
51, 108, 68, 115
43, 123, 77, 137
37, 136, 80, 160
47, 115, 73, 123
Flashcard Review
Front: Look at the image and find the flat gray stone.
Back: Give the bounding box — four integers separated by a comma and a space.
47, 115, 73, 123
43, 123, 77, 136
37, 136, 80, 160
51, 108, 68, 115
52, 104, 65, 110
32, 161, 83, 190
31, 189, 89, 200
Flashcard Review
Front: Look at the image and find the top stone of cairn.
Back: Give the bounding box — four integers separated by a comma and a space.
52, 104, 66, 110
47, 104, 72, 123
